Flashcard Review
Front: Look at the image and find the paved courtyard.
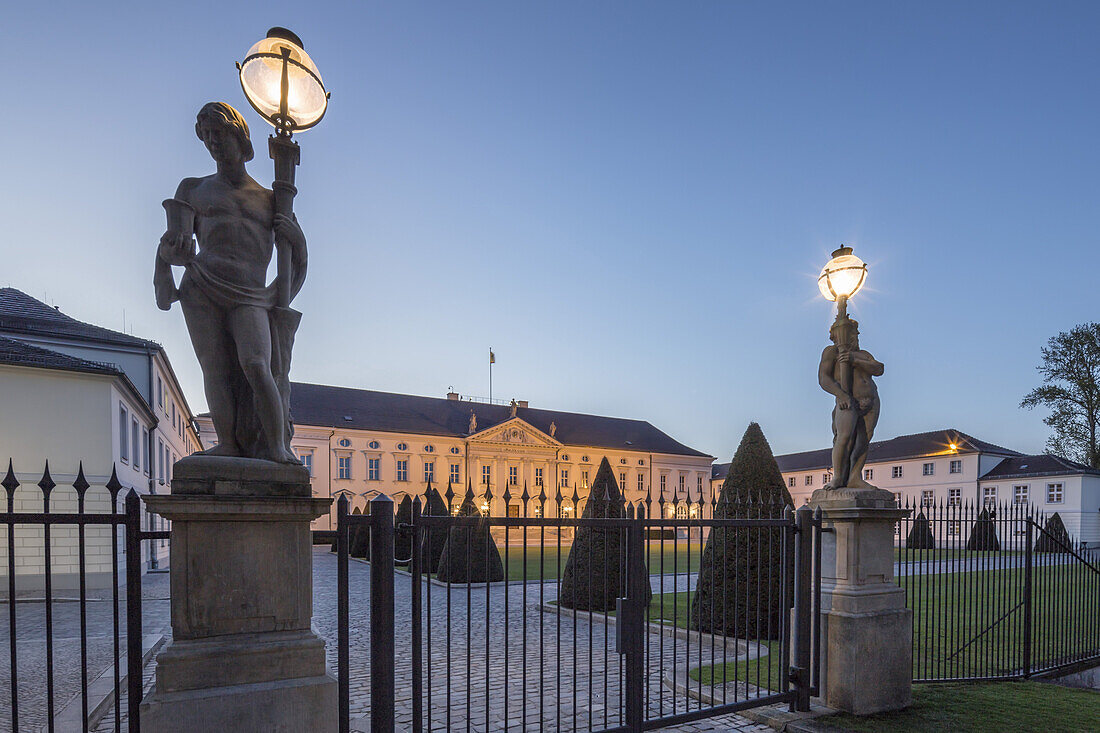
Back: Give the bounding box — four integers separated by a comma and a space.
7, 548, 772, 732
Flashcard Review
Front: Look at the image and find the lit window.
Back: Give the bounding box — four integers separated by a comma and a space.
1046, 483, 1063, 504
396, 460, 409, 482
507, 504, 520, 518
132, 419, 140, 470
483, 465, 492, 485
864, 468, 874, 480
368, 458, 380, 481
450, 463, 460, 484
892, 466, 903, 479
534, 467, 543, 487
582, 470, 589, 489
1013, 485, 1029, 505
119, 405, 129, 463
983, 486, 997, 507
676, 504, 688, 519
923, 463, 934, 476
423, 461, 434, 482
558, 501, 572, 518
948, 488, 961, 507
560, 469, 569, 488
805, 475, 813, 486
948, 521, 960, 536
338, 456, 352, 480
509, 466, 518, 485
921, 489, 934, 506
949, 460, 962, 474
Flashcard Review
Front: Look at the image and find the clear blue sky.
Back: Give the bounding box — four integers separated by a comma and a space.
3, 2, 1098, 461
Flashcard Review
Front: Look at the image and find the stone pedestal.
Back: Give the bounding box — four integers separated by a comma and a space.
809, 487, 912, 715
140, 456, 337, 733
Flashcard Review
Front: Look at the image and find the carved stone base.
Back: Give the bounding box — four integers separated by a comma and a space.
141, 459, 334, 732
810, 486, 912, 715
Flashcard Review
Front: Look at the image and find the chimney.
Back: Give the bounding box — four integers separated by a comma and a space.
517, 400, 529, 408
447, 391, 459, 401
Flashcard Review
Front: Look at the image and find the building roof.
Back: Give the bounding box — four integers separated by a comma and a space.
0, 288, 159, 350
0, 335, 124, 376
980, 453, 1100, 480
711, 429, 1021, 480
285, 382, 712, 458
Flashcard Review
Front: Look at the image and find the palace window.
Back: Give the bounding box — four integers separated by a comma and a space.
142, 428, 150, 475
620, 472, 626, 489
983, 486, 997, 507
369, 440, 380, 449
396, 460, 409, 482
660, 475, 667, 493
483, 465, 492, 485
921, 489, 934, 506
949, 460, 962, 474
1013, 485, 1029, 505
893, 492, 903, 506
697, 475, 703, 493
119, 405, 129, 463
582, 470, 589, 489
450, 463, 460, 484
864, 468, 874, 480
424, 461, 435, 482
507, 504, 520, 518
805, 475, 813, 486
534, 467, 543, 487
948, 521, 961, 536
368, 458, 380, 481
450, 446, 461, 454
948, 488, 961, 507
558, 501, 572, 518
823, 472, 831, 485
923, 463, 934, 476
338, 456, 352, 480
560, 469, 569, 488
676, 504, 688, 519
679, 475, 686, 493
509, 466, 518, 486
892, 466, 903, 479
1046, 483, 1064, 504
300, 452, 313, 477
788, 477, 796, 488
338, 438, 351, 448
157, 375, 164, 408
396, 443, 408, 451
157, 438, 164, 481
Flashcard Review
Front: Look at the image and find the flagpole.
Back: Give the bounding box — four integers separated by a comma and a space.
489, 347, 493, 402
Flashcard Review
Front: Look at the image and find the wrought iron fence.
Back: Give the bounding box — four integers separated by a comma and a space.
335, 482, 821, 733
895, 498, 1100, 682
1, 459, 167, 733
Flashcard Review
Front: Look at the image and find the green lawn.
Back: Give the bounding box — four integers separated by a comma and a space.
823, 681, 1100, 733
893, 548, 1022, 562
495, 543, 703, 581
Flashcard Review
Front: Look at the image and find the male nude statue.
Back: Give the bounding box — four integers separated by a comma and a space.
154, 102, 306, 463
818, 317, 884, 489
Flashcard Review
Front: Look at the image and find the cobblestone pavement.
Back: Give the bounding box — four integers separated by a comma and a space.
53, 548, 767, 732
1, 571, 170, 733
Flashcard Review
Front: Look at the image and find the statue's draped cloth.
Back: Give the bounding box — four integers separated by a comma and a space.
180, 260, 300, 459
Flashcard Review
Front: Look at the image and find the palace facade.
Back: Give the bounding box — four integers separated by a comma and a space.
197, 384, 715, 530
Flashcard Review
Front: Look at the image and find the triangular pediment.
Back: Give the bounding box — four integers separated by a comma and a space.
469, 417, 561, 447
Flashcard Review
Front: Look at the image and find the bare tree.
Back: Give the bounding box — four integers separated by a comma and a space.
1021, 323, 1100, 468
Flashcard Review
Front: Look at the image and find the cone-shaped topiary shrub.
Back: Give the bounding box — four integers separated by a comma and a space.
349, 505, 371, 560
906, 511, 935, 549
559, 458, 650, 612
436, 485, 505, 583
966, 508, 1000, 551
394, 495, 414, 566
1034, 512, 1072, 553
691, 423, 793, 640
419, 482, 450, 573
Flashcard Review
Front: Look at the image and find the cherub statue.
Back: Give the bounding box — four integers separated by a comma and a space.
154, 102, 306, 463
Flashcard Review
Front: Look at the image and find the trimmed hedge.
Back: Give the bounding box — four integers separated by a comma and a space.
966, 508, 1000, 551
1034, 512, 1072, 553
420, 484, 450, 573
906, 511, 935, 549
690, 423, 793, 640
349, 505, 371, 560
436, 488, 505, 583
559, 458, 651, 612
394, 495, 414, 566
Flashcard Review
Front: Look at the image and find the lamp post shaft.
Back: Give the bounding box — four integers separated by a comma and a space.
269, 135, 301, 309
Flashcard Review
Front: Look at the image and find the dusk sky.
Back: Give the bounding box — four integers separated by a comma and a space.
4, 2, 1098, 461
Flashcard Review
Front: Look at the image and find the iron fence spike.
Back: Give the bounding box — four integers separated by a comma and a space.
105, 465, 123, 501
2, 458, 18, 495
39, 460, 56, 496
72, 461, 90, 496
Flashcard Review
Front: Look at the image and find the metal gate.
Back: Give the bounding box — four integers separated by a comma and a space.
336, 488, 821, 732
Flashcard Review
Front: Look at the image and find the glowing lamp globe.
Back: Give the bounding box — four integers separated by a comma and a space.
239, 27, 328, 134
818, 246, 867, 302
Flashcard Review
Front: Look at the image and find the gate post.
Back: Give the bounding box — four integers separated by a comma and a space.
1023, 520, 1033, 678
809, 488, 912, 715
370, 494, 396, 733
621, 503, 646, 732
124, 490, 144, 733
791, 507, 813, 712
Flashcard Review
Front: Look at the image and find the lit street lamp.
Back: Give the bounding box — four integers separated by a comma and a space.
238, 27, 329, 308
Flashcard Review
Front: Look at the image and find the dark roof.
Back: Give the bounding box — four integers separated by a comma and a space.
712, 462, 730, 480
286, 382, 711, 458
711, 429, 1021, 479
0, 336, 123, 376
0, 288, 159, 350
981, 454, 1100, 480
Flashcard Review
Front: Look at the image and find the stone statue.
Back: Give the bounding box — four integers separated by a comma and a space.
468, 412, 477, 434
818, 307, 883, 489
509, 399, 518, 418
549, 421, 557, 438
154, 102, 306, 463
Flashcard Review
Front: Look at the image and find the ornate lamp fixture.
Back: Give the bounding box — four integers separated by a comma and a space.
817, 246, 867, 309
237, 27, 329, 307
